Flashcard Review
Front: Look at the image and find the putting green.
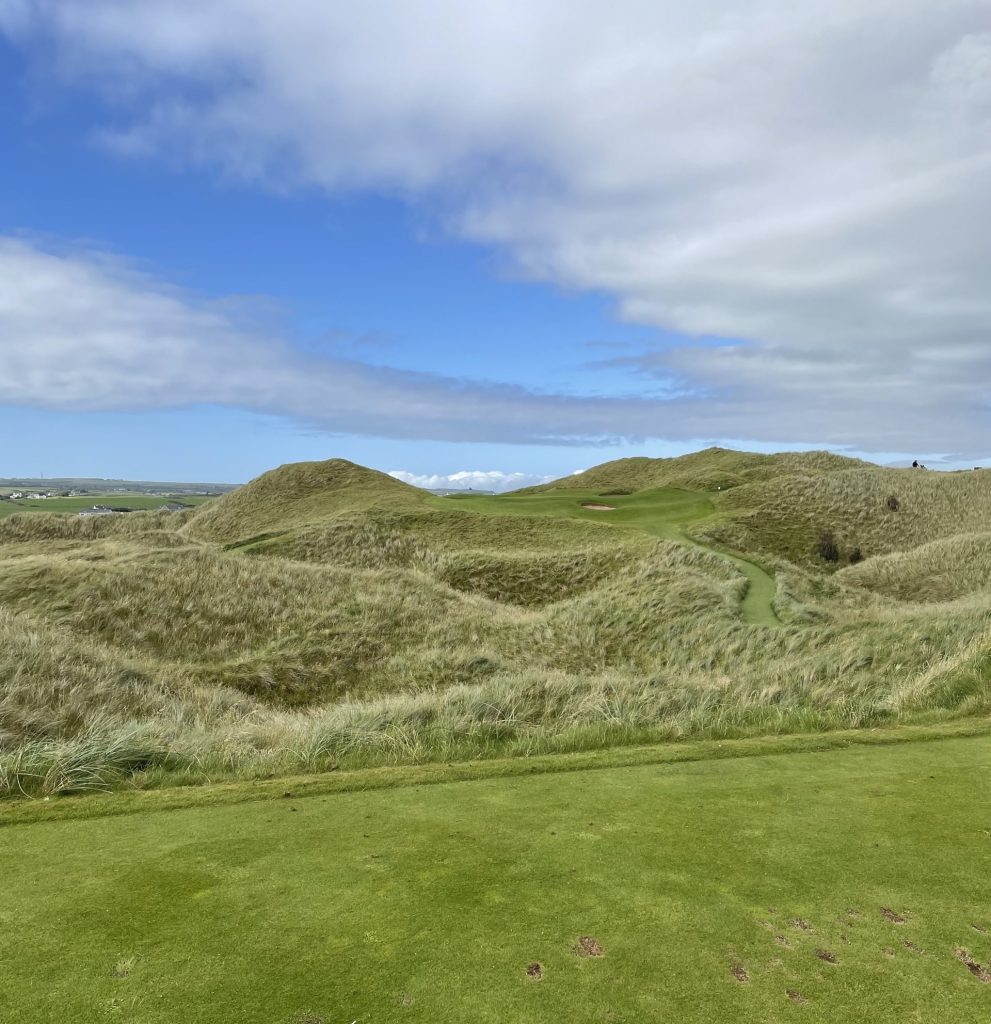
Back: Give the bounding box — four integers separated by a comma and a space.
1, 733, 988, 1022
430, 487, 781, 626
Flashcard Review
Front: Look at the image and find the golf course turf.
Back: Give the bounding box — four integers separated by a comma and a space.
430, 486, 782, 626
2, 730, 989, 1022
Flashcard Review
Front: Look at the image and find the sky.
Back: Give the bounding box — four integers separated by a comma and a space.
1, 2, 989, 489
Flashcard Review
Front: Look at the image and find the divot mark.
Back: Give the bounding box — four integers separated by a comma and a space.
973, 923, 988, 934
815, 949, 838, 964
786, 989, 806, 1004
879, 907, 906, 924
730, 964, 749, 983
954, 949, 991, 983
775, 935, 791, 948
526, 963, 544, 980
903, 940, 924, 956
791, 918, 814, 932
573, 936, 605, 957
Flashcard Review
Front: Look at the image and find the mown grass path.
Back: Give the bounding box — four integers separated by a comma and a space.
2, 733, 989, 1022
431, 487, 781, 626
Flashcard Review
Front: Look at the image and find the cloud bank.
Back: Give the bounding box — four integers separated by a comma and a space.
2, 2, 991, 456
0, 236, 708, 446
388, 470, 553, 492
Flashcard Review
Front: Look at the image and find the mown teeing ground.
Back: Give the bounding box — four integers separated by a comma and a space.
2, 731, 990, 1022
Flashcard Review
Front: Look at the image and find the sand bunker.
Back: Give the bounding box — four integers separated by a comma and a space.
581, 502, 616, 511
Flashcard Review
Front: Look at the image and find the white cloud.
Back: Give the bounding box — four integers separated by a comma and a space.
0, 235, 731, 446
388, 469, 553, 492
2, 2, 991, 456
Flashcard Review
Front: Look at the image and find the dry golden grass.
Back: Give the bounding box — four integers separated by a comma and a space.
1, 453, 989, 797
699, 466, 991, 567
520, 447, 869, 495
186, 458, 423, 543
838, 532, 991, 602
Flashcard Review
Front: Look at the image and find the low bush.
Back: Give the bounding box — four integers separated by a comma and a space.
817, 530, 840, 563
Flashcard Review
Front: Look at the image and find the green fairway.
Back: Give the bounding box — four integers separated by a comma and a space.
2, 733, 990, 1023
430, 487, 781, 625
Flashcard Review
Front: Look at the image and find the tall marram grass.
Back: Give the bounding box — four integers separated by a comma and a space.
699, 467, 991, 567
2, 466, 990, 797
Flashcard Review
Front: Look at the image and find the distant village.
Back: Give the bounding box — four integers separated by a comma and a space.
75, 502, 192, 517
0, 489, 204, 516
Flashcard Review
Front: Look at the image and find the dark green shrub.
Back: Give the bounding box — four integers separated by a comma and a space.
817, 531, 840, 563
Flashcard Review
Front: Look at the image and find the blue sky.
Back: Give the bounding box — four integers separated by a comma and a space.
1, 3, 988, 486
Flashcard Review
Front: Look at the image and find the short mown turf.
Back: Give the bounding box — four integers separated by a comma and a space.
2, 734, 990, 1022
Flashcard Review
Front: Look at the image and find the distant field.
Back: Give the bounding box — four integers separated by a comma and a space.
2, 730, 989, 1023
0, 493, 216, 518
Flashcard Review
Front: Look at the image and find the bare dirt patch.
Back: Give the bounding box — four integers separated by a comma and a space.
580, 503, 616, 511
880, 907, 907, 924
954, 949, 991, 983
573, 936, 605, 957
730, 964, 749, 983
526, 963, 544, 980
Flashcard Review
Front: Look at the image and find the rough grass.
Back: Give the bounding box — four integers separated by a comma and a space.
698, 467, 991, 567
186, 458, 424, 542
837, 532, 991, 602
4, 734, 991, 1022
519, 446, 870, 495
1, 454, 990, 797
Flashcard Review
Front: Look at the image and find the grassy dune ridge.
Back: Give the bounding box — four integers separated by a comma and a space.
1, 450, 989, 797
518, 446, 870, 495
697, 466, 991, 567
